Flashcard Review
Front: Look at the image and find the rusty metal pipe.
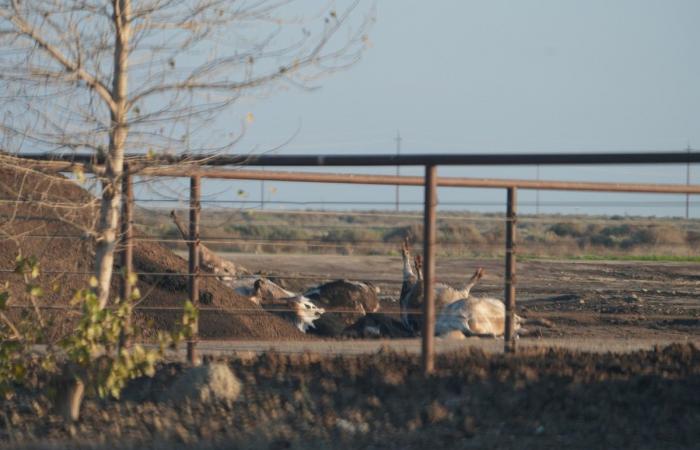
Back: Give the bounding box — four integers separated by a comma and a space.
422, 165, 437, 375
187, 176, 201, 365
118, 167, 133, 350
17, 150, 700, 166
504, 187, 517, 353
134, 168, 700, 194
20, 159, 700, 194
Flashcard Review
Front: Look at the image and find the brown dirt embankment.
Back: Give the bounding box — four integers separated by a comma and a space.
0, 158, 304, 340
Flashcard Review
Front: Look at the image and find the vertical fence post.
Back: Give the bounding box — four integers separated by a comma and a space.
422, 164, 437, 375
119, 165, 134, 350
187, 176, 201, 365
504, 187, 517, 353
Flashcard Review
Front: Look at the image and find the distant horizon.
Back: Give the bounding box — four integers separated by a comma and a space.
137, 190, 700, 222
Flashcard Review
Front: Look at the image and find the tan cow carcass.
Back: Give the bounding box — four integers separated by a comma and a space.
435, 296, 520, 337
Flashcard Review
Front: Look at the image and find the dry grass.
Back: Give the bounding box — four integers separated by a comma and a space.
136, 209, 700, 260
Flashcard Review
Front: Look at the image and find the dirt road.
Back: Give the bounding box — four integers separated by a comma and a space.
176, 335, 700, 358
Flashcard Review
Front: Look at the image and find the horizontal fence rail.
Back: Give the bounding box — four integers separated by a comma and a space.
16, 151, 700, 166
13, 158, 700, 195
140, 169, 700, 194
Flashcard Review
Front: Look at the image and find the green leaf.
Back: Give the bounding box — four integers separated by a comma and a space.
30, 264, 40, 279
13, 257, 25, 274
0, 292, 9, 310
26, 285, 43, 298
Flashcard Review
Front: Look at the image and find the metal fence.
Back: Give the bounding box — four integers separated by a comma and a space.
14, 151, 700, 374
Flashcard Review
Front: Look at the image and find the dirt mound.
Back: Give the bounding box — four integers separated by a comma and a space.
160, 363, 241, 404
0, 157, 304, 339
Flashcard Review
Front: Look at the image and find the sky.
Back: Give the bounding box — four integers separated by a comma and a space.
143, 0, 700, 218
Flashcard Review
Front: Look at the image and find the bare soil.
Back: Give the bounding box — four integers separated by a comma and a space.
228, 252, 700, 343
2, 344, 699, 449
0, 161, 305, 340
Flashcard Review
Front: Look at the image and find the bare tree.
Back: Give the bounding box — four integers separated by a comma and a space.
0, 0, 372, 307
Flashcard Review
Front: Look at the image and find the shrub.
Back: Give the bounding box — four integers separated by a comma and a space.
382, 225, 422, 243
438, 222, 485, 244
687, 230, 700, 247
649, 225, 686, 245
0, 255, 51, 397
482, 225, 505, 242
1, 255, 196, 422
549, 222, 587, 238
321, 228, 380, 244
600, 224, 633, 237
226, 224, 311, 241
589, 234, 616, 248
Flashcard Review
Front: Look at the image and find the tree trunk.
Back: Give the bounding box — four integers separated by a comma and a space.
56, 378, 85, 422
54, 363, 86, 422
95, 0, 131, 308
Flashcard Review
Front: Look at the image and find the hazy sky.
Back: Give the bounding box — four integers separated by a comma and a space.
240, 0, 699, 153
149, 1, 700, 217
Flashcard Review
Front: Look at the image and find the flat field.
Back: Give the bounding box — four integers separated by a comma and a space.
224, 252, 700, 346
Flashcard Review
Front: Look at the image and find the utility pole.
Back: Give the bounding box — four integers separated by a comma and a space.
686, 144, 692, 219
395, 130, 401, 211
260, 179, 265, 210
260, 166, 265, 210
536, 164, 541, 215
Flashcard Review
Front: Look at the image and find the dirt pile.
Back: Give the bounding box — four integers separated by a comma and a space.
160, 363, 241, 404
2, 344, 699, 449
0, 157, 304, 339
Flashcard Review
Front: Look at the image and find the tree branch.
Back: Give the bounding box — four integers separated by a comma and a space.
3, 3, 116, 112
